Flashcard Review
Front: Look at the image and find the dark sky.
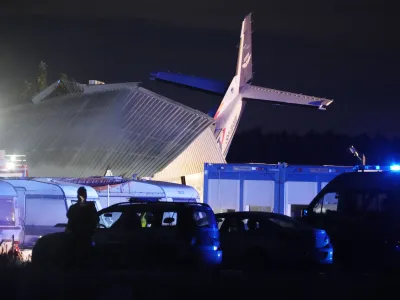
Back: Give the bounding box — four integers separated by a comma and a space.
0, 0, 398, 137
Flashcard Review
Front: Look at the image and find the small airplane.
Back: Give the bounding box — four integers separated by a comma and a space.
150, 13, 333, 159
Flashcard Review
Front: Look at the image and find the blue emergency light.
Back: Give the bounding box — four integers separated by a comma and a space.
353, 164, 400, 172
353, 165, 382, 171
390, 165, 400, 171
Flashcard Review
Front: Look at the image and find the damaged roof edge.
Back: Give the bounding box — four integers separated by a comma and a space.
3, 80, 217, 177
32, 80, 213, 122
138, 86, 213, 119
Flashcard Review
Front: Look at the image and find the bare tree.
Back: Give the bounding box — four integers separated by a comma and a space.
37, 61, 48, 92
20, 80, 34, 101
20, 61, 73, 102
60, 73, 68, 81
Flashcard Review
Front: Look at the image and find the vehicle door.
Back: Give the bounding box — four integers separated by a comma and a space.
337, 190, 396, 262
95, 210, 135, 255
97, 208, 163, 267
134, 210, 185, 264
218, 216, 248, 263
244, 217, 293, 261
306, 191, 341, 242
306, 190, 371, 263
266, 217, 313, 260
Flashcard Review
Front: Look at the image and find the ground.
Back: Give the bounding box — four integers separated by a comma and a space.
2, 267, 388, 299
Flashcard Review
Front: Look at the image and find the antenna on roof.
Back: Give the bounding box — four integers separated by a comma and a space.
180, 176, 186, 186
349, 145, 366, 166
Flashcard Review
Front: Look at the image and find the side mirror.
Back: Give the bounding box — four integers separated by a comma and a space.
163, 217, 175, 225
301, 209, 308, 217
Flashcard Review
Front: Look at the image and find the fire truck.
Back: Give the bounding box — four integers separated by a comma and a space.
0, 150, 28, 178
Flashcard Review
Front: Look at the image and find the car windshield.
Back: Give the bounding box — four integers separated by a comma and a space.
313, 188, 400, 216
268, 216, 309, 229
193, 210, 217, 228
0, 198, 15, 226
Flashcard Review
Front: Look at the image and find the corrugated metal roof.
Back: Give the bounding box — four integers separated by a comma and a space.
32, 80, 85, 104
153, 127, 226, 181
0, 82, 215, 178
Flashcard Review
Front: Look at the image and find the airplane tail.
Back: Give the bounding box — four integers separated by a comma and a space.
236, 13, 253, 89
213, 13, 253, 158
149, 13, 333, 159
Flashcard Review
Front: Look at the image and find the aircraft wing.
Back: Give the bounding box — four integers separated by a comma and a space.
149, 71, 227, 95
241, 84, 333, 110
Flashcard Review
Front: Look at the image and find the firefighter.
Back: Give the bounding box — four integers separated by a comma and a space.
66, 187, 99, 267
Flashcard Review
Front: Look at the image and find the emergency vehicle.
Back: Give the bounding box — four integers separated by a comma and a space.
0, 150, 28, 178
302, 164, 400, 271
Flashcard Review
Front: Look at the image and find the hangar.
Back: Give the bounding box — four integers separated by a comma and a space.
0, 79, 225, 180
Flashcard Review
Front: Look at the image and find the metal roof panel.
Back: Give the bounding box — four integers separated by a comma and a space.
0, 82, 214, 178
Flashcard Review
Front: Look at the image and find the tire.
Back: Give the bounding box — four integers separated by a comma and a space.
32, 232, 74, 269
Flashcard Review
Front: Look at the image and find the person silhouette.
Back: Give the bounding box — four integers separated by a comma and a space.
247, 219, 258, 231
66, 187, 99, 267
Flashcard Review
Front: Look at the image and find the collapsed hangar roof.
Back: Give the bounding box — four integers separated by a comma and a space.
0, 80, 215, 177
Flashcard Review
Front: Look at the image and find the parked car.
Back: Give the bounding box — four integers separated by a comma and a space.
94, 201, 222, 269
215, 212, 333, 270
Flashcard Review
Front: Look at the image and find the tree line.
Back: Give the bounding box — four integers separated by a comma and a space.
20, 61, 72, 102
228, 128, 400, 167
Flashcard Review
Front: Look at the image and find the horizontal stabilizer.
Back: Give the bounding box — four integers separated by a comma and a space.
241, 85, 333, 110
149, 71, 227, 95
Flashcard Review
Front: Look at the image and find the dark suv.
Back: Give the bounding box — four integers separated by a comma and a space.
94, 201, 222, 269
302, 171, 400, 271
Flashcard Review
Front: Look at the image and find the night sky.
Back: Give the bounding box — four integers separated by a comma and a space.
0, 0, 398, 137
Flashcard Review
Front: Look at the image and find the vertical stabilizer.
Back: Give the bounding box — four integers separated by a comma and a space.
236, 13, 253, 88
213, 14, 253, 158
